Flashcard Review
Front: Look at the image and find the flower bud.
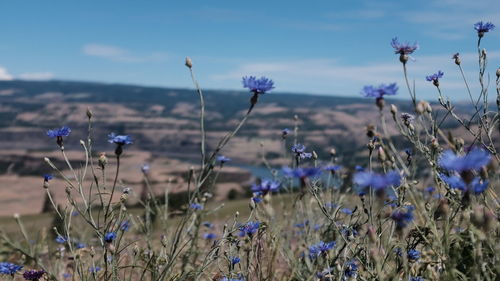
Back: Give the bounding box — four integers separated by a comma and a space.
185, 57, 193, 68
400, 54, 408, 64
249, 198, 256, 210
453, 53, 461, 65
98, 152, 107, 170
496, 68, 500, 79
86, 107, 93, 119
377, 147, 387, 162
416, 101, 427, 114
390, 104, 398, 116
330, 148, 337, 156
375, 97, 385, 110
312, 151, 318, 160
367, 226, 377, 243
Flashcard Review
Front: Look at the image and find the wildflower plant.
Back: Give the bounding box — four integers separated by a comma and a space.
0, 21, 498, 281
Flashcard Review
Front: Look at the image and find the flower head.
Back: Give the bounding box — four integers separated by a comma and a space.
323, 165, 342, 173
230, 256, 241, 265
141, 164, 150, 174
89, 267, 101, 273
291, 143, 312, 159
361, 83, 398, 98
340, 208, 353, 215
55, 235, 67, 244
426, 70, 444, 86
120, 220, 131, 231
353, 170, 401, 194
407, 249, 421, 261
391, 37, 418, 55
43, 174, 53, 182
190, 203, 203, 210
282, 167, 322, 179
438, 148, 491, 172
217, 155, 231, 164
474, 21, 495, 36
203, 233, 217, 240
104, 232, 117, 243
238, 221, 260, 237
410, 277, 425, 281
251, 179, 280, 195
391, 205, 415, 230
400, 113, 414, 124
46, 126, 71, 138
23, 269, 45, 280
281, 128, 290, 138
344, 260, 358, 278
309, 241, 336, 259
108, 133, 133, 145
0, 262, 23, 275
202, 221, 214, 228
242, 76, 274, 94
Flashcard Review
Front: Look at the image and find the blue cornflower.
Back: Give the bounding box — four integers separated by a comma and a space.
438, 148, 491, 172
238, 221, 260, 237
324, 165, 342, 173
282, 167, 322, 179
89, 267, 101, 273
190, 203, 203, 210
63, 273, 72, 279
252, 196, 263, 203
230, 256, 240, 265
391, 205, 415, 230
410, 277, 425, 281
120, 220, 131, 231
353, 170, 401, 194
242, 76, 274, 94
202, 221, 214, 228
309, 241, 336, 259
108, 133, 133, 145
407, 249, 421, 261
55, 235, 67, 244
361, 83, 398, 99
344, 259, 358, 279
474, 21, 495, 37
251, 179, 280, 195
46, 126, 71, 138
355, 165, 365, 172
440, 173, 489, 195
221, 277, 245, 281
203, 233, 217, 240
340, 208, 353, 215
75, 242, 86, 249
0, 262, 23, 275
426, 70, 444, 85
217, 155, 231, 164
141, 164, 150, 174
425, 186, 435, 194
325, 202, 337, 209
43, 174, 53, 181
104, 232, 117, 243
391, 37, 418, 55
23, 269, 45, 280
291, 144, 312, 159
281, 128, 290, 138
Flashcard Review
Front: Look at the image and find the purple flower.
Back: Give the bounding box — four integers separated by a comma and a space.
391, 205, 415, 230
230, 256, 240, 265
120, 220, 131, 231
410, 277, 425, 281
141, 164, 150, 174
89, 267, 101, 273
340, 208, 353, 215
426, 70, 444, 86
46, 126, 71, 138
202, 221, 214, 228
309, 241, 336, 259
361, 83, 398, 98
23, 269, 45, 280
391, 37, 418, 55
323, 165, 342, 173
0, 262, 23, 275
217, 155, 231, 164
400, 113, 415, 124
438, 148, 491, 172
474, 21, 495, 36
291, 143, 312, 159
242, 76, 274, 94
353, 170, 401, 192
104, 232, 117, 243
43, 174, 53, 181
344, 260, 358, 278
294, 220, 309, 228
238, 221, 260, 237
190, 203, 203, 210
203, 233, 217, 240
108, 133, 133, 145
282, 128, 290, 138
251, 179, 280, 195
407, 249, 421, 261
55, 235, 67, 244
282, 167, 321, 179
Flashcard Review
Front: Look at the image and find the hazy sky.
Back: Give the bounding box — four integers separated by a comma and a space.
0, 0, 499, 100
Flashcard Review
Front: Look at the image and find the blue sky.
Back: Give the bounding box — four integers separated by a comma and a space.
0, 0, 498, 100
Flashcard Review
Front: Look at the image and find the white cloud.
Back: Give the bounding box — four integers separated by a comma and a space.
82, 43, 168, 63
0, 67, 13, 81
210, 51, 500, 100
18, 72, 54, 80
